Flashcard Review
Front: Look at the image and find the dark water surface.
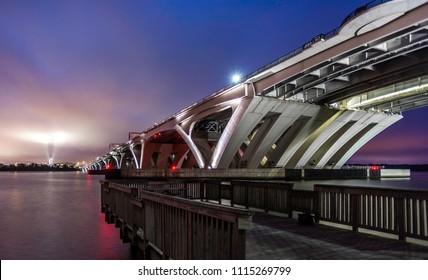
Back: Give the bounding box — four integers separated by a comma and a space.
293, 171, 428, 190
0, 172, 133, 260
1, 171, 427, 260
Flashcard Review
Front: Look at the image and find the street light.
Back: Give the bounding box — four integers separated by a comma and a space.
231, 73, 242, 83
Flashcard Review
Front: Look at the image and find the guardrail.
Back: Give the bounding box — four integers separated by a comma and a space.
121, 168, 377, 180
121, 168, 289, 179
101, 180, 252, 259
314, 184, 428, 241
201, 180, 294, 214
189, 180, 428, 242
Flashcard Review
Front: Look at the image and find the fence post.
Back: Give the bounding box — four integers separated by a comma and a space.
264, 187, 269, 213
131, 187, 138, 198
245, 184, 249, 209
231, 228, 246, 259
396, 197, 406, 241
230, 183, 235, 207
287, 188, 293, 218
331, 192, 337, 220
200, 181, 205, 202
351, 194, 359, 232
313, 190, 320, 223
186, 211, 193, 259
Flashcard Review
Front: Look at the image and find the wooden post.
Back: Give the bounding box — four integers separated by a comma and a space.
245, 184, 249, 209
104, 208, 110, 222
313, 190, 320, 223
185, 211, 191, 259
130, 187, 138, 198
184, 182, 188, 198
230, 183, 235, 207
351, 194, 359, 231
122, 224, 131, 243
330, 192, 337, 220
131, 224, 140, 256
396, 197, 406, 241
264, 187, 269, 213
200, 181, 204, 202
231, 228, 246, 259
218, 184, 222, 205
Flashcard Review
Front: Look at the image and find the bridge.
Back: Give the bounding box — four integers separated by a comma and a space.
86, 0, 428, 172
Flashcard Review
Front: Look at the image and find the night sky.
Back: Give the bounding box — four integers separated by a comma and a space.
1, 0, 427, 165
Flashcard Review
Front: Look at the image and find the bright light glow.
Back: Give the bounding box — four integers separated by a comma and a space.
31, 133, 51, 144
24, 131, 71, 164
52, 132, 68, 144
231, 73, 242, 83
29, 131, 69, 144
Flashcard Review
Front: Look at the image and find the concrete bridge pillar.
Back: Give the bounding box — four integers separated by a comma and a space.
130, 142, 142, 169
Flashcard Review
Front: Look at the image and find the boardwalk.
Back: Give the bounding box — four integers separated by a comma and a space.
101, 178, 428, 259
247, 212, 428, 260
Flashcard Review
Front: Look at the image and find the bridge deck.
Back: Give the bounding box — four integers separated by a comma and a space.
247, 212, 428, 260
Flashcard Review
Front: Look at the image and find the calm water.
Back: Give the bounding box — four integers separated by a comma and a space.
1, 171, 427, 260
293, 171, 428, 191
0, 172, 133, 260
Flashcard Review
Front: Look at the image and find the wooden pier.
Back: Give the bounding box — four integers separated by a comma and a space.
101, 180, 251, 259
100, 176, 428, 259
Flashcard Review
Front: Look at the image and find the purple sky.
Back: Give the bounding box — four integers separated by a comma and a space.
1, 0, 427, 165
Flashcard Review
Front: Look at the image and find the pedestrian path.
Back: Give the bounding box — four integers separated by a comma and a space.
246, 212, 428, 259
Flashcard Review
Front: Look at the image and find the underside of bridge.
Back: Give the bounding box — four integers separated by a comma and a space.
87, 0, 428, 172
114, 97, 402, 171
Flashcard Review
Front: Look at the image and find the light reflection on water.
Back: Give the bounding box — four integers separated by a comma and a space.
0, 172, 134, 260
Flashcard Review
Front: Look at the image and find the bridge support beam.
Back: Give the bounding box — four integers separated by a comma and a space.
334, 113, 402, 168
175, 125, 206, 168
209, 97, 403, 169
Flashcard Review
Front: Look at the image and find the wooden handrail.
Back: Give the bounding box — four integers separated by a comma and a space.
314, 184, 428, 241
101, 180, 252, 259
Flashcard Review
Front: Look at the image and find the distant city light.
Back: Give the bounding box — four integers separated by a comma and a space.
30, 131, 69, 144
231, 73, 242, 83
27, 131, 70, 164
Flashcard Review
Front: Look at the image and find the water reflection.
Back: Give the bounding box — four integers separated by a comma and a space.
0, 172, 133, 260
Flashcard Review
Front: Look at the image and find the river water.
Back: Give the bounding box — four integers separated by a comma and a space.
0, 172, 133, 260
293, 171, 428, 191
1, 171, 427, 260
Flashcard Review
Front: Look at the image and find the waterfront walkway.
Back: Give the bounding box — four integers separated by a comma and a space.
246, 212, 428, 260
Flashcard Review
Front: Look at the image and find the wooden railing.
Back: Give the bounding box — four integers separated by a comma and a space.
122, 168, 289, 179
199, 181, 428, 242
120, 168, 374, 180
101, 178, 428, 253
100, 180, 252, 259
289, 189, 318, 214
201, 180, 294, 214
314, 184, 428, 241
108, 179, 205, 200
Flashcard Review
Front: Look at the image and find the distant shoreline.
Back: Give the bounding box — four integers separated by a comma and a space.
0, 170, 80, 172
0, 166, 80, 172
1, 164, 428, 172
351, 164, 428, 172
